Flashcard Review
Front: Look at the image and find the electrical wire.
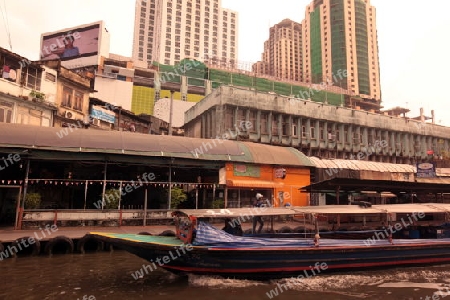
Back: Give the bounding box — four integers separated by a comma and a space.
0, 0, 12, 50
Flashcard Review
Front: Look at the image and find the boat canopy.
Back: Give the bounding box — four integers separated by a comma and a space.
175, 203, 450, 218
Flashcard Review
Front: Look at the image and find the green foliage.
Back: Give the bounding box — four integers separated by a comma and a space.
25, 193, 41, 209
29, 90, 46, 100
169, 187, 187, 209
103, 189, 121, 209
212, 198, 224, 209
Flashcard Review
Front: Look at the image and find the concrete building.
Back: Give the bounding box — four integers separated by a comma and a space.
302, 0, 381, 102
0, 47, 57, 126
93, 54, 135, 111
184, 86, 449, 164
252, 0, 381, 106
89, 97, 169, 135
153, 97, 196, 135
252, 19, 303, 82
132, 0, 238, 66
42, 60, 93, 128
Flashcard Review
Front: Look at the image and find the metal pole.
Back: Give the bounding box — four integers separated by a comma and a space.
238, 189, 241, 208
18, 159, 30, 229
14, 185, 23, 230
224, 187, 228, 208
212, 184, 216, 208
84, 180, 88, 210
168, 90, 174, 135
101, 162, 107, 210
118, 181, 122, 209
195, 188, 199, 209
168, 165, 172, 209
143, 187, 148, 226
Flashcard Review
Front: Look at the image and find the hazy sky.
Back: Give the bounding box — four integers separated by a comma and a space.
1, 0, 449, 125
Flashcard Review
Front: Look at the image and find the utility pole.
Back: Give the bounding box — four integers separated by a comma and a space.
168, 90, 174, 135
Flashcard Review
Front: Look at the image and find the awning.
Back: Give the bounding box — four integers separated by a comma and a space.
226, 179, 284, 188
300, 177, 450, 193
416, 178, 450, 184
360, 191, 397, 198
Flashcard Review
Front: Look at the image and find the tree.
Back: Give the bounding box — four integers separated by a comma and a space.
25, 193, 41, 209
168, 187, 187, 209
102, 189, 121, 209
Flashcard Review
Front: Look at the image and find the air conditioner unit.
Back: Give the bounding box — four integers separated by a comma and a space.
64, 111, 74, 119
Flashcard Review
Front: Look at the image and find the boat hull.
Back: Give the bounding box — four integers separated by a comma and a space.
87, 233, 450, 279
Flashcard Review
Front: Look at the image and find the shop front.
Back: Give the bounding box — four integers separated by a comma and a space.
222, 162, 311, 208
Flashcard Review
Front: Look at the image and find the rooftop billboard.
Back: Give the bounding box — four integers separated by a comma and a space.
40, 21, 106, 68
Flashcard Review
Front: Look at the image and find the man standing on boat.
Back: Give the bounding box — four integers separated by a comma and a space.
252, 193, 265, 234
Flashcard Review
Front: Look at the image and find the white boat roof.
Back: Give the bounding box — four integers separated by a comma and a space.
177, 203, 450, 218
175, 207, 296, 218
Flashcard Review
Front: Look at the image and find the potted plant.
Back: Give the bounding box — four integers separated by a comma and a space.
212, 198, 225, 209
29, 90, 46, 102
25, 192, 41, 209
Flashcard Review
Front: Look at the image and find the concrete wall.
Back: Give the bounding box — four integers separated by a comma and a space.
185, 86, 450, 162
93, 77, 133, 111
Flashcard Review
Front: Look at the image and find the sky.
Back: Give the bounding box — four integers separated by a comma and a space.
1, 0, 449, 125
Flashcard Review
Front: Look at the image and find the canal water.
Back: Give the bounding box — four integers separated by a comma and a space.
1, 250, 450, 300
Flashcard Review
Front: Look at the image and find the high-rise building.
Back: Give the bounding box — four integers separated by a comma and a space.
302, 0, 381, 101
132, 0, 238, 67
253, 0, 381, 103
252, 19, 303, 82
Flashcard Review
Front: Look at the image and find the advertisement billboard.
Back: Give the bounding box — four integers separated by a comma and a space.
90, 105, 115, 124
40, 22, 104, 68
416, 162, 436, 178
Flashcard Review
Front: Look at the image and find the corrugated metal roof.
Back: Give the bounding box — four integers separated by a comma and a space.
416, 178, 450, 184
308, 157, 414, 173
437, 168, 450, 177
0, 123, 313, 167
240, 142, 314, 167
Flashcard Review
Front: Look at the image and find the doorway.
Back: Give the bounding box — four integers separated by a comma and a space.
0, 185, 22, 228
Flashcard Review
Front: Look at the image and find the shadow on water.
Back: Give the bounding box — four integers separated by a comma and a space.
1, 250, 450, 300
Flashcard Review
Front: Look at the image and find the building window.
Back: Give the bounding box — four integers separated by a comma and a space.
0, 100, 13, 123
272, 115, 278, 135
45, 72, 56, 82
282, 116, 289, 136
260, 112, 268, 134
62, 86, 84, 112
319, 122, 325, 140
26, 68, 42, 91
62, 86, 73, 107
74, 92, 83, 111
310, 127, 316, 139
225, 106, 234, 129
302, 125, 308, 139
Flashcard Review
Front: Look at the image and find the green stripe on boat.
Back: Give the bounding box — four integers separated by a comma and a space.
89, 232, 183, 246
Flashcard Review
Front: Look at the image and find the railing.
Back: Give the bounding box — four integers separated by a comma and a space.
21, 209, 175, 228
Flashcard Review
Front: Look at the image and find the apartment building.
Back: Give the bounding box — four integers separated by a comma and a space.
253, 0, 380, 104
252, 19, 304, 82
133, 0, 238, 67
0, 47, 57, 126
302, 0, 380, 101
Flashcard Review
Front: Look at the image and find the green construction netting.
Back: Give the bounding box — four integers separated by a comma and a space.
355, 0, 370, 95
330, 0, 348, 90
310, 8, 323, 83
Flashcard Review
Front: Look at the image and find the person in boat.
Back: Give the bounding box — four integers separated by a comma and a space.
222, 218, 243, 236
252, 193, 265, 234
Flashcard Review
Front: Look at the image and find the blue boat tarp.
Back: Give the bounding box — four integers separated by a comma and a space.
193, 222, 450, 248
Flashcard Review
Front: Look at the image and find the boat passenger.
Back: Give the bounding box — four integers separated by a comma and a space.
222, 218, 243, 236
252, 193, 265, 234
